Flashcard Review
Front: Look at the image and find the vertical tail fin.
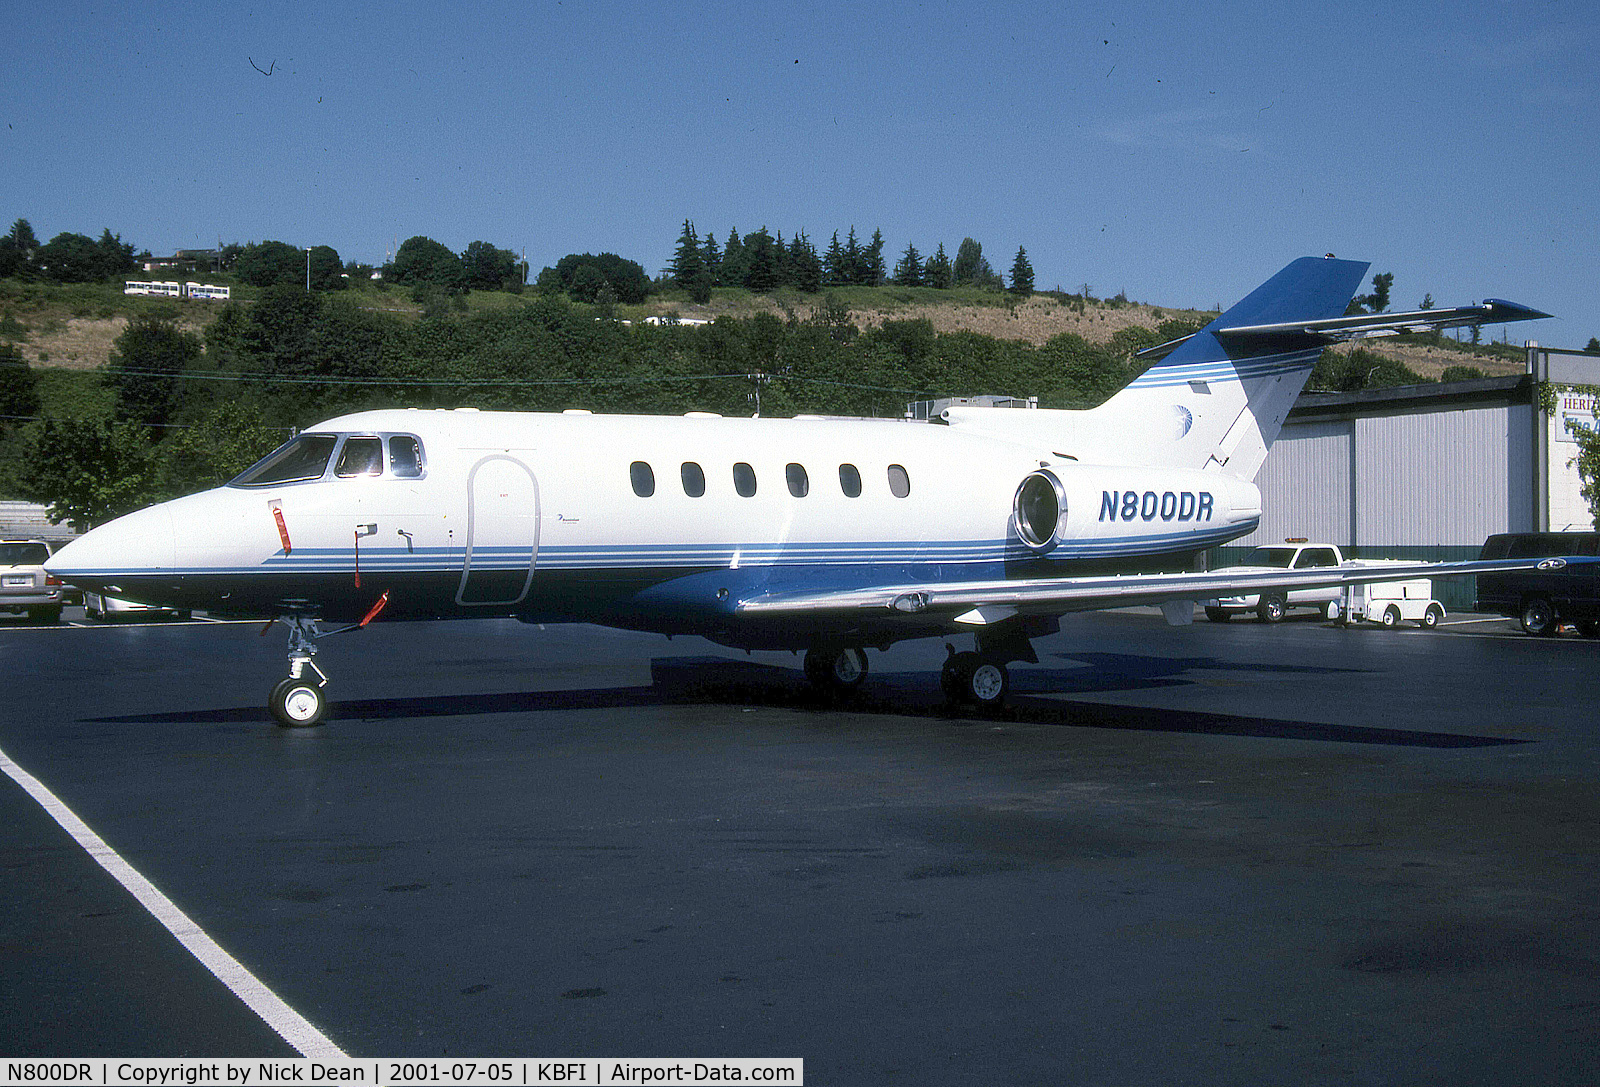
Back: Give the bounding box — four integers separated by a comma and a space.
1108, 256, 1370, 478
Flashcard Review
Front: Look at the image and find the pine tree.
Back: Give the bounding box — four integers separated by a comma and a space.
702, 230, 722, 287
824, 231, 846, 286
864, 230, 887, 287
925, 243, 952, 289
789, 231, 822, 293
1008, 246, 1034, 297
893, 243, 923, 287
842, 227, 862, 285
671, 220, 711, 303
721, 228, 747, 288
743, 227, 778, 292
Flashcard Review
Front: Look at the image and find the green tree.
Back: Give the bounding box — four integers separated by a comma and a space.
671, 221, 711, 303
20, 418, 158, 526
235, 241, 307, 288
1008, 247, 1034, 297
1586, 337, 1600, 354
862, 230, 887, 287
742, 228, 779, 292
94, 229, 137, 279
461, 240, 518, 292
924, 243, 952, 290
307, 245, 344, 291
893, 243, 924, 287
788, 231, 822, 293
392, 236, 466, 292
35, 232, 103, 283
1568, 420, 1600, 529
0, 343, 40, 432
952, 237, 984, 286
105, 314, 201, 432
161, 402, 286, 496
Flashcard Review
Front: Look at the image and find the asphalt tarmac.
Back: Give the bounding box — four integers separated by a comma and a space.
2, 607, 1598, 1084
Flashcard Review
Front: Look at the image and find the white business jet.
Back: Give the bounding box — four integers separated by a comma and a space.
47, 257, 1553, 725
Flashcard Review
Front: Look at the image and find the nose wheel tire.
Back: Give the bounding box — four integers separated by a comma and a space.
271, 677, 328, 727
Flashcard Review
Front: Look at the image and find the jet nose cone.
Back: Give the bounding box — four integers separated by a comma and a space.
46, 502, 178, 588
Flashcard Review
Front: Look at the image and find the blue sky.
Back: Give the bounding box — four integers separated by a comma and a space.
4, 0, 1596, 346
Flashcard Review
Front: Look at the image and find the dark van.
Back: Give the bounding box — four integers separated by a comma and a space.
1476, 532, 1600, 636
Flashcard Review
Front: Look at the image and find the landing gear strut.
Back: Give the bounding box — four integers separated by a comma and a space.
270, 615, 329, 727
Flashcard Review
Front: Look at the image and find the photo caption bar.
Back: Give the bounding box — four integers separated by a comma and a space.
0, 1059, 803, 1086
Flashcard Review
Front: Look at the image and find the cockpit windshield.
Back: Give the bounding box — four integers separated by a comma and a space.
230, 435, 339, 487
229, 433, 427, 487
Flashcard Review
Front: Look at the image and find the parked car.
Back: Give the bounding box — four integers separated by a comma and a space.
83, 590, 190, 622
1476, 532, 1600, 636
0, 539, 65, 623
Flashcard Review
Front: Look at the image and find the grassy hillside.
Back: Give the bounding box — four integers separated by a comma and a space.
0, 275, 1529, 380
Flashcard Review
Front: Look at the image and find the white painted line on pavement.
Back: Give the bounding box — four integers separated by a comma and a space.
0, 745, 346, 1058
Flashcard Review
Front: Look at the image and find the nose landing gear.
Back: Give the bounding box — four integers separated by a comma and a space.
270, 615, 330, 727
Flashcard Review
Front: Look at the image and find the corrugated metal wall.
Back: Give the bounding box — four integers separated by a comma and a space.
1243, 422, 1353, 545
1236, 403, 1532, 549
1223, 400, 1534, 610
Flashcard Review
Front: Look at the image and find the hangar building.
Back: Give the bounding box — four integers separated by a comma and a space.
1224, 345, 1600, 608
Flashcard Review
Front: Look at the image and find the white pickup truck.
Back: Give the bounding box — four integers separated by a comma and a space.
1202, 541, 1346, 623
1202, 541, 1446, 627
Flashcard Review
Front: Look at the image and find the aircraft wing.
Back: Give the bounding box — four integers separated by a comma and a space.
1136, 299, 1553, 361
736, 557, 1575, 625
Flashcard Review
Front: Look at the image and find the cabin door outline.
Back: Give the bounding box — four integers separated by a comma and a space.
456, 454, 539, 606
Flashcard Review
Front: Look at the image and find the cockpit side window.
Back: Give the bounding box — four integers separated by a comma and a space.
230, 434, 338, 487
389, 435, 424, 478
335, 436, 384, 478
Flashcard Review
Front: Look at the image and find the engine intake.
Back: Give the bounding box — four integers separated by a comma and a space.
1013, 470, 1068, 552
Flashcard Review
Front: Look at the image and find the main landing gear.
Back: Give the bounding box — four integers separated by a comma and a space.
940, 648, 1010, 708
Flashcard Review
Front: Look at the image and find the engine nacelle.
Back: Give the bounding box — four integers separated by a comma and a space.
1012, 464, 1261, 555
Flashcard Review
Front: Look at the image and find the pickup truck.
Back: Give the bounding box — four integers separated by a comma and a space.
1201, 541, 1349, 623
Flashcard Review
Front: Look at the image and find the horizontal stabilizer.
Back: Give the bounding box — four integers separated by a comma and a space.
1138, 297, 1553, 361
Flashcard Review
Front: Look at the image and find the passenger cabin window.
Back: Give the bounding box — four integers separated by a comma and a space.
335, 436, 384, 478
786, 463, 809, 498
681, 462, 706, 498
839, 463, 862, 498
733, 462, 757, 497
630, 461, 656, 497
389, 436, 424, 478
230, 434, 338, 486
887, 464, 911, 498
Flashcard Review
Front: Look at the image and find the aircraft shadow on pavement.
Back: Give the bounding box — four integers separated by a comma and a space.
86, 654, 1524, 749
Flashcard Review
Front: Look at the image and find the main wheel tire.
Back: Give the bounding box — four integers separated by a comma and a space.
1381, 605, 1401, 629
1421, 604, 1443, 629
1205, 607, 1232, 623
942, 651, 1009, 708
28, 605, 62, 624
803, 645, 868, 694
1256, 595, 1286, 623
1520, 597, 1559, 637
271, 677, 328, 727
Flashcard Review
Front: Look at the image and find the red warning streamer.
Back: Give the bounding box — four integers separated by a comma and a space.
271, 504, 292, 555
